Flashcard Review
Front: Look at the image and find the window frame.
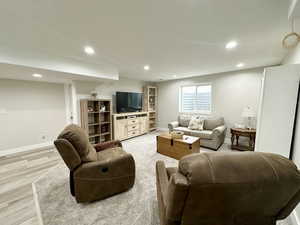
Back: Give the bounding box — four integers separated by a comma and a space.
179, 83, 212, 114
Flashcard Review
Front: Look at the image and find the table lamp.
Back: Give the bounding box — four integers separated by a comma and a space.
242, 106, 255, 129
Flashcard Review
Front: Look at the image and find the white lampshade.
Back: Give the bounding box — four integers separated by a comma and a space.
242, 106, 255, 118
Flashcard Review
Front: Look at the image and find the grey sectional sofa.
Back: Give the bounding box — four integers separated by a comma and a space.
168, 115, 227, 150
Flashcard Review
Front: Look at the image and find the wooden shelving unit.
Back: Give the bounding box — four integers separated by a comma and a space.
143, 86, 157, 131
80, 99, 112, 145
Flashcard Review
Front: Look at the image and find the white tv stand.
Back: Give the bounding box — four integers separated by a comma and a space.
112, 112, 149, 141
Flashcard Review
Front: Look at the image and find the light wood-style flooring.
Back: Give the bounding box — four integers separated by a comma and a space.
0, 148, 61, 225
0, 145, 293, 225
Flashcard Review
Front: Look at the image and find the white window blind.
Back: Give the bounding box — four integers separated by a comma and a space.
180, 84, 212, 113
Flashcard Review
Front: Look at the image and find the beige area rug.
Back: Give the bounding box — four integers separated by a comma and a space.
33, 132, 292, 225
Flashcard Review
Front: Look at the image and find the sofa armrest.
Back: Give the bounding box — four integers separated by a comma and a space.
168, 121, 179, 131
94, 140, 122, 152
212, 125, 227, 137
278, 188, 300, 219
156, 161, 169, 207
74, 153, 135, 179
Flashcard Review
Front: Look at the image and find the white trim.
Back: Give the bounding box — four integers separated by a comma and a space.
71, 81, 78, 124
0, 141, 54, 157
180, 82, 213, 88
291, 210, 300, 225
255, 72, 266, 152
179, 83, 213, 114
64, 83, 72, 124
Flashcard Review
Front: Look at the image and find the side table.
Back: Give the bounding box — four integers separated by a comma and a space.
230, 128, 256, 151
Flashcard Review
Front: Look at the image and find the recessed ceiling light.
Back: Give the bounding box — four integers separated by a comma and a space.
236, 63, 245, 68
173, 75, 177, 78
144, 65, 150, 71
32, 73, 42, 78
226, 41, 238, 49
84, 46, 95, 55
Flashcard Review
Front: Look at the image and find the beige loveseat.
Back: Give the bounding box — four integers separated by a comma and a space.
168, 115, 226, 150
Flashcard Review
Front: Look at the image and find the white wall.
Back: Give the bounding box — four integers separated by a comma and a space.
74, 77, 147, 124
75, 77, 146, 98
156, 68, 264, 137
0, 79, 66, 151
282, 44, 300, 65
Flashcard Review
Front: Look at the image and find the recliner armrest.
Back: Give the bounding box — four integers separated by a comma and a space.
74, 153, 135, 179
94, 140, 122, 152
212, 125, 227, 137
168, 121, 179, 131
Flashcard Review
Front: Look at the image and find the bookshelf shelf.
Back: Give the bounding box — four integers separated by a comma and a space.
80, 99, 112, 144
143, 86, 157, 131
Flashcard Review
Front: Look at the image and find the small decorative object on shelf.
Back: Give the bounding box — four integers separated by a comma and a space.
88, 106, 94, 112
100, 104, 106, 112
90, 91, 98, 99
170, 131, 184, 139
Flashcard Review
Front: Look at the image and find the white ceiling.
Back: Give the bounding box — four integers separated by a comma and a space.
0, 63, 117, 84
0, 0, 291, 82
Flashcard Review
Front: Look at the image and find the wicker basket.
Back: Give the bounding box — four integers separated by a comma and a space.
170, 131, 184, 139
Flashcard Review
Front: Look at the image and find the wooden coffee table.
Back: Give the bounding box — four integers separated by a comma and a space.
156, 133, 200, 160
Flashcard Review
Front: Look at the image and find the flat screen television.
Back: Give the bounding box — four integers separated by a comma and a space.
116, 92, 143, 113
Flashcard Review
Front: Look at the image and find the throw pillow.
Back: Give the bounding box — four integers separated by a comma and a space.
179, 114, 191, 127
188, 116, 202, 130
198, 119, 204, 130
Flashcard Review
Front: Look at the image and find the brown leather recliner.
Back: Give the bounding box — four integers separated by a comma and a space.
156, 152, 300, 225
54, 124, 135, 203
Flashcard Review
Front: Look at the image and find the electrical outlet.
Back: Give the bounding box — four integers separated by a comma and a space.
41, 134, 47, 141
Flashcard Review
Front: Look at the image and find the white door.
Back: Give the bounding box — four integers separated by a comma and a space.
255, 65, 300, 158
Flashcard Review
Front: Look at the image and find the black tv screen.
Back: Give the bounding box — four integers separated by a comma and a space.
116, 92, 143, 113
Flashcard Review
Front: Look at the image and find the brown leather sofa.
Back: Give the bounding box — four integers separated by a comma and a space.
54, 124, 135, 203
156, 152, 300, 225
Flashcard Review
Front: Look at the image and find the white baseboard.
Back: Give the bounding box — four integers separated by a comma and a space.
157, 127, 169, 132
0, 141, 54, 157
291, 210, 300, 225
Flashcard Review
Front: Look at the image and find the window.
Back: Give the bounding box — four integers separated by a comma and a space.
180, 84, 212, 113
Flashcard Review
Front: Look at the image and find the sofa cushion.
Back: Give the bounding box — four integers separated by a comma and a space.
204, 117, 224, 130
190, 130, 213, 140
178, 114, 191, 127
174, 127, 191, 135
58, 124, 97, 162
